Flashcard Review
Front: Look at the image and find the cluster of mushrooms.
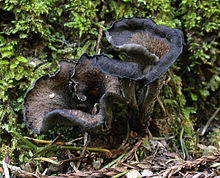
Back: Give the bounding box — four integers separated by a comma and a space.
23, 18, 183, 134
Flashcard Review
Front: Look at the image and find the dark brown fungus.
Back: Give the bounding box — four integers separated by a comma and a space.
95, 17, 183, 86
71, 53, 121, 102
23, 54, 124, 134
23, 60, 75, 133
71, 53, 123, 126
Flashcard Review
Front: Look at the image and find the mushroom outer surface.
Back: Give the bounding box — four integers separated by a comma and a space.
23, 55, 125, 134
97, 17, 183, 86
23, 60, 76, 134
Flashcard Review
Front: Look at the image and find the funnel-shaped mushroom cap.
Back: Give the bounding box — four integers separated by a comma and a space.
96, 17, 183, 86
71, 53, 123, 127
23, 60, 76, 133
23, 55, 124, 134
72, 53, 121, 101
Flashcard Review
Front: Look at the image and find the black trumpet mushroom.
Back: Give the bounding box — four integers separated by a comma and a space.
95, 17, 183, 86
23, 17, 184, 135
95, 17, 184, 122
23, 54, 124, 134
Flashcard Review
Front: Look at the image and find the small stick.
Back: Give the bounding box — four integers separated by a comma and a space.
60, 146, 111, 153
24, 136, 84, 145
76, 132, 89, 169
152, 143, 159, 160
24, 137, 64, 145
2, 160, 10, 178
60, 156, 84, 164
65, 137, 84, 145
163, 76, 171, 85
134, 150, 139, 162
157, 96, 166, 114
66, 149, 78, 172
146, 127, 152, 137
0, 161, 39, 178
201, 108, 219, 136
121, 162, 136, 169
96, 21, 105, 54
150, 136, 175, 140
117, 140, 142, 165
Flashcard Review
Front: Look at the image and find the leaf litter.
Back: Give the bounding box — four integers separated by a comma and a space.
1, 132, 219, 178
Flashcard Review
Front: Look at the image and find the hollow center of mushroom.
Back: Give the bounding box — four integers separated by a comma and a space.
78, 76, 105, 114
127, 32, 170, 59
85, 79, 104, 103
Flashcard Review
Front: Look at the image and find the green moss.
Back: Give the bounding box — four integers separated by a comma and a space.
0, 0, 218, 163
179, 0, 219, 113
152, 72, 194, 135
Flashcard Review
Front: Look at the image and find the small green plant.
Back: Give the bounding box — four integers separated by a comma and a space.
179, 0, 219, 113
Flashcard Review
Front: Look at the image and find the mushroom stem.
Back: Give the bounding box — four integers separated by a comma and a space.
141, 75, 166, 123
120, 78, 139, 111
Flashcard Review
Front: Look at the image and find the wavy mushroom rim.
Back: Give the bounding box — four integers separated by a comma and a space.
71, 53, 121, 101
38, 92, 127, 133
104, 17, 183, 86
94, 54, 142, 79
22, 60, 76, 134
23, 56, 125, 134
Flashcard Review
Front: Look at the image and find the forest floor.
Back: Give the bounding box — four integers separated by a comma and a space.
0, 116, 219, 178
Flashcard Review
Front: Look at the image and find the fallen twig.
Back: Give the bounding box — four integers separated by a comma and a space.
0, 161, 39, 178
76, 132, 89, 169
96, 21, 105, 54
150, 136, 175, 141
66, 149, 79, 172
2, 160, 10, 178
163, 75, 171, 85
64, 167, 128, 178
24, 137, 65, 145
117, 140, 142, 165
156, 150, 220, 177
60, 146, 111, 154
156, 96, 166, 115
65, 137, 84, 145
201, 108, 219, 136
24, 136, 84, 146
